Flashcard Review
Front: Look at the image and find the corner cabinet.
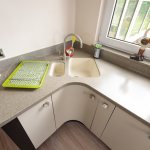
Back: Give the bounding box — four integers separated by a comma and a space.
18, 96, 56, 149
52, 85, 99, 129
101, 107, 150, 150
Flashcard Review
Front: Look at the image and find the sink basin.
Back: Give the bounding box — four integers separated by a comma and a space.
68, 58, 100, 77
49, 62, 65, 77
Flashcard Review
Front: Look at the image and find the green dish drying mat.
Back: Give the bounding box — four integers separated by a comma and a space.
2, 60, 49, 89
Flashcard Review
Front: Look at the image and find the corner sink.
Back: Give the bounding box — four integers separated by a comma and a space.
68, 58, 100, 77
49, 62, 65, 77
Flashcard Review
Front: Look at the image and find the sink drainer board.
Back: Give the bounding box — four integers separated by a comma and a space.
2, 60, 49, 89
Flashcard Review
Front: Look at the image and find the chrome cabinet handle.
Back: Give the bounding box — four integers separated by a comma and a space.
90, 94, 95, 100
102, 103, 109, 109
43, 101, 49, 107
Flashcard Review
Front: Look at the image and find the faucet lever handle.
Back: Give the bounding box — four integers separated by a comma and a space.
72, 36, 76, 47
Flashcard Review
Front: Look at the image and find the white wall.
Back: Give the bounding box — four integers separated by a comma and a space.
0, 0, 75, 59
75, 0, 102, 45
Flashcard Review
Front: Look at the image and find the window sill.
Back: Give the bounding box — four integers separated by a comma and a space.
101, 46, 150, 78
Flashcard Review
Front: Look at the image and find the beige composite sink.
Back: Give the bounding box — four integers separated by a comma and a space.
68, 58, 100, 77
49, 62, 65, 77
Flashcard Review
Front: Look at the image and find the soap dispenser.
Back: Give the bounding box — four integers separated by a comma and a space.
94, 43, 102, 59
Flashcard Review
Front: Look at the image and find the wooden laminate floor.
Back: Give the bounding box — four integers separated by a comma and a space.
38, 121, 110, 150
0, 121, 110, 150
0, 128, 19, 150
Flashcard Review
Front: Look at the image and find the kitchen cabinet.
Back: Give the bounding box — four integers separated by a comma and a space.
91, 96, 115, 138
18, 96, 56, 149
52, 85, 99, 129
101, 107, 150, 150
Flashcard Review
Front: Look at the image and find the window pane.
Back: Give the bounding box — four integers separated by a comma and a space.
130, 1, 150, 36
108, 0, 126, 38
117, 0, 138, 40
108, 0, 150, 44
140, 8, 150, 31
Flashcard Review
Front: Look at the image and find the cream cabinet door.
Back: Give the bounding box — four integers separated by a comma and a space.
101, 107, 150, 150
91, 96, 115, 138
52, 85, 98, 129
18, 96, 56, 149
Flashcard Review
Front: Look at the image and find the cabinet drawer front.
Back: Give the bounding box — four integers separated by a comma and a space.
91, 95, 115, 138
18, 97, 56, 148
101, 107, 150, 150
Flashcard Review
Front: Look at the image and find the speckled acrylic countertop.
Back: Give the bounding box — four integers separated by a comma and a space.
0, 50, 150, 127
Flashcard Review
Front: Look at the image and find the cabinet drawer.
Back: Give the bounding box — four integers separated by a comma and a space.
18, 97, 56, 149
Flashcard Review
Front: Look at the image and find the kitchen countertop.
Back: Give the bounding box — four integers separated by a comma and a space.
0, 50, 150, 127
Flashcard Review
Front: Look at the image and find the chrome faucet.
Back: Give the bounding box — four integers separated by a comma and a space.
64, 33, 83, 61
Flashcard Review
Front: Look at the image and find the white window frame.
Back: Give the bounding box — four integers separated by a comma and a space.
99, 0, 150, 60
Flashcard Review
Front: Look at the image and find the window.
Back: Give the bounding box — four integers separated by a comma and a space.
99, 0, 150, 59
